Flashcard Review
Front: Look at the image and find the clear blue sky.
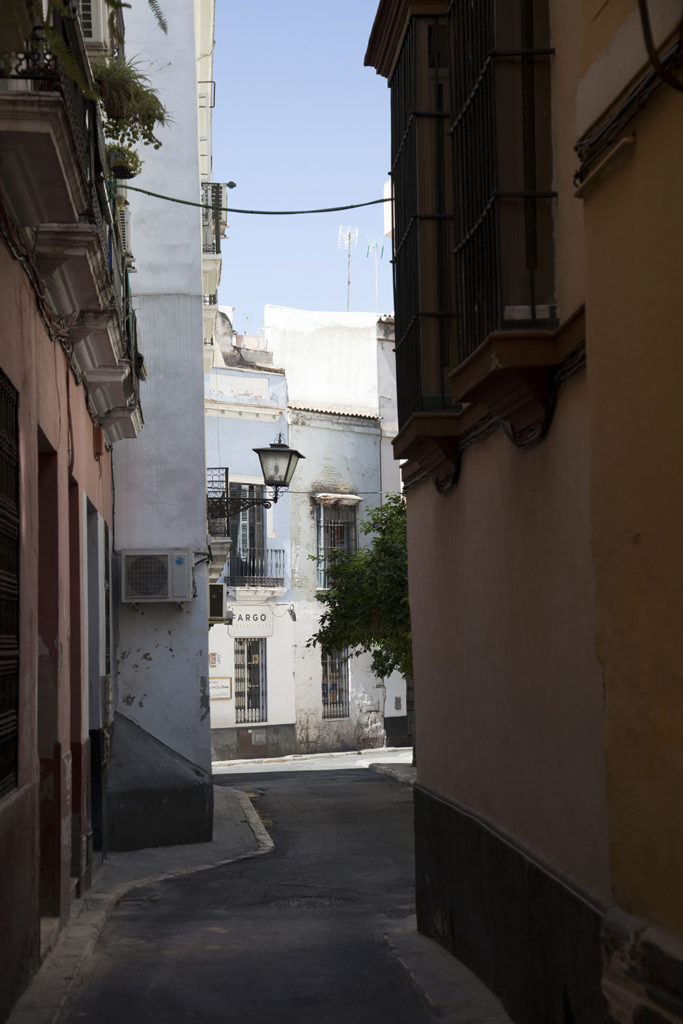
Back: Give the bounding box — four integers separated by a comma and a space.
212, 1, 393, 334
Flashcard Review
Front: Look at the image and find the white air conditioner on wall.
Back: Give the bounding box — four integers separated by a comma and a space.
121, 550, 193, 602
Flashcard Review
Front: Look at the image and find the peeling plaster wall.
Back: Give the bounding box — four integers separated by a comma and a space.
289, 408, 389, 753
111, 0, 210, 774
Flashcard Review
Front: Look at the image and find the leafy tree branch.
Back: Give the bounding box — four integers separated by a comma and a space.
308, 494, 413, 681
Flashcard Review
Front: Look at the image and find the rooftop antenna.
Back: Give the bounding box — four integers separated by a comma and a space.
338, 225, 358, 311
366, 236, 385, 313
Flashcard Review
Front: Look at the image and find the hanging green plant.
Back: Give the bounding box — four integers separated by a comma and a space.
107, 144, 143, 179
92, 56, 169, 149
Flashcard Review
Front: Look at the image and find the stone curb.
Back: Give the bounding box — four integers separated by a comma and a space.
212, 745, 412, 769
383, 917, 514, 1024
234, 788, 274, 854
368, 762, 416, 786
7, 787, 272, 1024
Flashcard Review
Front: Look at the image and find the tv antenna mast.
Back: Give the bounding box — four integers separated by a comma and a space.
366, 236, 385, 313
338, 225, 358, 311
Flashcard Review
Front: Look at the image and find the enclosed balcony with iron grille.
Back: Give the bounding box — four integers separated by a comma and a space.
365, 0, 567, 476
381, 0, 556, 433
449, 0, 556, 365
390, 12, 457, 428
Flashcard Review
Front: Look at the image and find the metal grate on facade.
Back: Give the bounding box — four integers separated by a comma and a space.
316, 503, 357, 590
388, 0, 556, 425
448, 0, 556, 362
390, 14, 456, 425
322, 650, 350, 720
234, 638, 267, 724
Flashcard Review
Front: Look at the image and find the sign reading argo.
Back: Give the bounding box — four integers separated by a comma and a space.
228, 605, 274, 637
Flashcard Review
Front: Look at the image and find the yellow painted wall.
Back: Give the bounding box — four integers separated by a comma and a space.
407, 373, 612, 901
581, 0, 636, 72
582, 83, 683, 933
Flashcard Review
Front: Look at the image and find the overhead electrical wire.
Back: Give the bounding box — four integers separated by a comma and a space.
116, 183, 390, 216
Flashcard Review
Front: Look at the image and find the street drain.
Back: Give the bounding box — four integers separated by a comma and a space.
267, 895, 352, 909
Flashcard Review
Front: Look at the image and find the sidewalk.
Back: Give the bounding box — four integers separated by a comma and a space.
8, 760, 511, 1024
7, 787, 270, 1024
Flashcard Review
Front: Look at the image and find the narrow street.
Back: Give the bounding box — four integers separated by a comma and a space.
57, 768, 508, 1023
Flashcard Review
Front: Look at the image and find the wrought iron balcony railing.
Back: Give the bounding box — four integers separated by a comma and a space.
201, 182, 224, 255
207, 467, 229, 536
225, 548, 285, 588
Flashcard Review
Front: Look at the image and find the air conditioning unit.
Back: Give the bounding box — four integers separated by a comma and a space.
117, 203, 133, 261
208, 582, 227, 622
78, 0, 112, 49
121, 550, 193, 602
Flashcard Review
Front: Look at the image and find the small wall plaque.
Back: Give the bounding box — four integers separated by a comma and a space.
210, 677, 232, 700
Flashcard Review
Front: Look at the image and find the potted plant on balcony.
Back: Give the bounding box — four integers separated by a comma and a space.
92, 55, 169, 150
107, 144, 143, 180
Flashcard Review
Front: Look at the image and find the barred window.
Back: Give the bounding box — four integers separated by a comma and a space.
316, 502, 357, 590
322, 650, 350, 720
449, 0, 555, 363
234, 638, 267, 724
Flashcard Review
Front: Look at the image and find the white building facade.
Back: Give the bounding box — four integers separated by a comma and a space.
207, 307, 407, 760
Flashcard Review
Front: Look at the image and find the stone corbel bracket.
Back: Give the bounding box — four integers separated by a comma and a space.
449, 306, 586, 450
394, 307, 586, 491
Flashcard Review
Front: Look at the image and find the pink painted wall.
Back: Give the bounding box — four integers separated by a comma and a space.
0, 242, 113, 1016
407, 372, 612, 901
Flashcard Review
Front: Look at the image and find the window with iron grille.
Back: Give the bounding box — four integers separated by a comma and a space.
234, 638, 267, 724
316, 503, 357, 590
0, 371, 19, 800
449, 0, 556, 363
322, 650, 350, 720
104, 521, 111, 676
390, 13, 457, 425
207, 467, 230, 537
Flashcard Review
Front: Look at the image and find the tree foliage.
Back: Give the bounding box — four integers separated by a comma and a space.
308, 494, 412, 681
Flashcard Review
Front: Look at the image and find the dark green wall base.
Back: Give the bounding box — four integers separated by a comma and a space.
211, 724, 297, 761
384, 715, 410, 748
107, 713, 213, 852
414, 783, 606, 1024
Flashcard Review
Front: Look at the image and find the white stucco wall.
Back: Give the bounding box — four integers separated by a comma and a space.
112, 0, 210, 770
208, 612, 297, 730
264, 307, 384, 415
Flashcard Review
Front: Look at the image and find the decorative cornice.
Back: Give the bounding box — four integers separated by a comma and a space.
450, 306, 585, 448
365, 0, 448, 80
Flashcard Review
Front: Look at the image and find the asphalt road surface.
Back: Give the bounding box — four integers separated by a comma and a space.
60, 769, 442, 1023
